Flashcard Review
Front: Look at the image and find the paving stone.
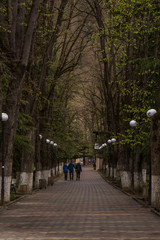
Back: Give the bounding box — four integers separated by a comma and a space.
0, 166, 160, 239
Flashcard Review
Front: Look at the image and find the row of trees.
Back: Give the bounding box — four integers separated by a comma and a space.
0, 0, 160, 206
80, 0, 160, 206
0, 0, 92, 202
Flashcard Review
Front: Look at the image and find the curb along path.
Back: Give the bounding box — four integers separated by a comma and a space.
0, 166, 160, 240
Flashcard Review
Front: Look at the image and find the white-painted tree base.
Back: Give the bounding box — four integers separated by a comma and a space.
59, 166, 61, 173
142, 169, 147, 184
152, 175, 160, 205
134, 170, 147, 190
120, 171, 131, 189
35, 171, 42, 188
134, 172, 142, 190
19, 172, 33, 192
5, 176, 11, 202
113, 168, 117, 179
42, 170, 50, 184
0, 176, 11, 202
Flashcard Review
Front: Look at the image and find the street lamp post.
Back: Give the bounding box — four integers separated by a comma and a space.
38, 134, 42, 167
50, 142, 57, 175
1, 113, 8, 206
34, 134, 43, 188
146, 108, 157, 204
102, 143, 107, 173
107, 139, 112, 177
39, 134, 42, 140
99, 143, 107, 173
129, 120, 137, 189
54, 143, 58, 172
111, 138, 116, 179
50, 141, 54, 176
107, 138, 116, 178
46, 139, 50, 150
94, 143, 99, 165
46, 139, 50, 176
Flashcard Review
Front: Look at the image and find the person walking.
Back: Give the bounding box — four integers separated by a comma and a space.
68, 160, 75, 180
75, 162, 82, 180
63, 162, 68, 180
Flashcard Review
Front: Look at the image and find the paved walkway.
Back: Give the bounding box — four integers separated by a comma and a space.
0, 166, 160, 240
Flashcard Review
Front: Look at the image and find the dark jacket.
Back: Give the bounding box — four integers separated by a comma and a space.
63, 165, 68, 173
68, 162, 75, 172
75, 163, 82, 173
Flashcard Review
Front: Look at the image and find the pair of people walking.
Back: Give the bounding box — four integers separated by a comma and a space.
63, 161, 82, 181
63, 161, 75, 181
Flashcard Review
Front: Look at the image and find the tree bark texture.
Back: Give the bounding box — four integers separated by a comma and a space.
151, 113, 160, 205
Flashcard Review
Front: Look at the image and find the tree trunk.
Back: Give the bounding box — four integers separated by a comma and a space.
134, 150, 143, 191
18, 130, 36, 193
119, 144, 131, 189
151, 113, 160, 205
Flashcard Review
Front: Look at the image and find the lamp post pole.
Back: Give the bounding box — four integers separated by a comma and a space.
99, 143, 107, 172
107, 139, 112, 177
38, 134, 42, 162
107, 138, 116, 178
111, 138, 116, 179
54, 143, 58, 174
35, 134, 42, 187
50, 141, 54, 176
102, 143, 107, 173
39, 134, 42, 141
129, 120, 137, 189
94, 143, 99, 168
1, 113, 8, 206
146, 109, 157, 204
46, 139, 50, 177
